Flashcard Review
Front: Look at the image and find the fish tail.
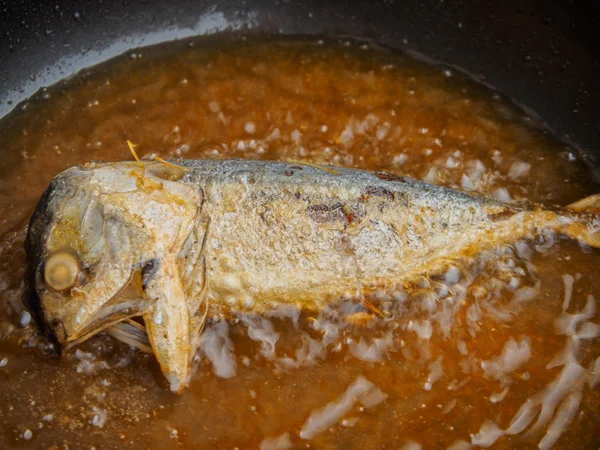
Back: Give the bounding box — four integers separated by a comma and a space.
559, 193, 600, 248
565, 193, 600, 213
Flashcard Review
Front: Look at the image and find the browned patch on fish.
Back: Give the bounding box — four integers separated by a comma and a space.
364, 186, 395, 202
342, 204, 366, 225
375, 172, 407, 183
344, 209, 357, 224
488, 207, 517, 222
308, 203, 365, 227
308, 203, 348, 224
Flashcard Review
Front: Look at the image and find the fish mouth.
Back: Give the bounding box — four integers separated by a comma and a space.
61, 278, 151, 350
63, 299, 148, 350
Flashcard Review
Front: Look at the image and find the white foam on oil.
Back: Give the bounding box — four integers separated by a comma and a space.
242, 316, 280, 360
424, 358, 443, 391
400, 441, 422, 450
470, 421, 504, 448
91, 406, 108, 428
199, 320, 237, 378
447, 439, 472, 450
562, 274, 574, 311
259, 432, 292, 450
299, 376, 386, 440
349, 334, 394, 362
485, 293, 599, 448
538, 391, 581, 450
589, 357, 600, 389
480, 337, 531, 384
489, 387, 509, 404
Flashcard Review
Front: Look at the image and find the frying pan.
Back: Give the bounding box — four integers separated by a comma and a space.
1, 0, 599, 174
0, 1, 599, 447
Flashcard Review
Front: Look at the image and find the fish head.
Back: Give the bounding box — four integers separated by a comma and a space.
25, 162, 199, 356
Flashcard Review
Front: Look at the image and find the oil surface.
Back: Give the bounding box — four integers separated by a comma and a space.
1, 37, 599, 450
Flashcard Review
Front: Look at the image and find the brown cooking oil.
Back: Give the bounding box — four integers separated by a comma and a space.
0, 37, 599, 449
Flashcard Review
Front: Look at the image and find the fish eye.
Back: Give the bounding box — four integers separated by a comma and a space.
43, 251, 81, 292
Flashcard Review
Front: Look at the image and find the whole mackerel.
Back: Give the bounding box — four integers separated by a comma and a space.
25, 158, 600, 392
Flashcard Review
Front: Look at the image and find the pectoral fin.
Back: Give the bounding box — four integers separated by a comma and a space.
143, 257, 191, 393
560, 193, 600, 248
106, 319, 152, 354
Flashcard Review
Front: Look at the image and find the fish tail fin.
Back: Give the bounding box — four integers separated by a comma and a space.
566, 193, 600, 213
560, 193, 600, 248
